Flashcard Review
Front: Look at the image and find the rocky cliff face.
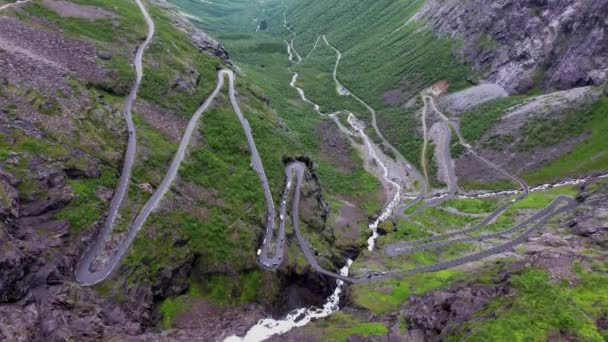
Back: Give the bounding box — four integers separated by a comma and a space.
0, 143, 146, 340
415, 0, 608, 93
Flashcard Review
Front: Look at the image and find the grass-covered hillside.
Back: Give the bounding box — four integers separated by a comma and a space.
173, 0, 608, 186
1, 0, 382, 336
170, 0, 386, 243
168, 0, 608, 340
171, 0, 476, 170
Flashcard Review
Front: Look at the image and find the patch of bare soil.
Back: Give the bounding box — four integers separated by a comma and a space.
531, 253, 578, 284
333, 199, 363, 229
455, 134, 587, 183
430, 80, 450, 96
316, 120, 356, 172
382, 79, 422, 107
135, 100, 188, 143
0, 16, 106, 83
158, 180, 222, 221
174, 299, 265, 332
42, 0, 116, 19
0, 44, 69, 92
382, 88, 403, 106
1, 42, 124, 163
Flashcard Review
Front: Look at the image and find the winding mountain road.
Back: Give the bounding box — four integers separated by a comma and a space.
77, 0, 580, 290
384, 95, 532, 257
76, 66, 278, 284
385, 195, 572, 257
75, 0, 285, 283
278, 20, 576, 284
277, 160, 576, 284
420, 96, 431, 186
76, 0, 155, 285
402, 96, 458, 217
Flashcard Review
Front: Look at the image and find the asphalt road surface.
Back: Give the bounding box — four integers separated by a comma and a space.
76, 0, 155, 285
384, 95, 531, 256
76, 68, 273, 284
278, 24, 576, 284
277, 161, 576, 284
77, 2, 581, 287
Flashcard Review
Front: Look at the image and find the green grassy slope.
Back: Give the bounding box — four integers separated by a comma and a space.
287, 0, 474, 106
170, 0, 384, 197
523, 96, 608, 183
454, 92, 608, 184
449, 264, 608, 341
4, 0, 341, 315
171, 0, 475, 171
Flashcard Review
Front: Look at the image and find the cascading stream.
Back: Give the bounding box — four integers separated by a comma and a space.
233, 6, 582, 339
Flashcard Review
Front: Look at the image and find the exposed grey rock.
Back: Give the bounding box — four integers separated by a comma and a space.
170, 67, 200, 94
414, 0, 608, 93
0, 156, 151, 341
19, 185, 73, 217
404, 284, 506, 341
137, 182, 154, 194
97, 50, 113, 60
151, 0, 232, 65
438, 83, 509, 115
0, 302, 39, 341
0, 228, 29, 302
0, 169, 20, 218
0, 16, 107, 83
569, 184, 608, 247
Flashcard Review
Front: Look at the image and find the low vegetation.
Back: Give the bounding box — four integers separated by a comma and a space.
310, 312, 388, 341
518, 103, 594, 151
56, 167, 117, 234
159, 271, 264, 328
351, 269, 464, 314
449, 264, 608, 341
443, 197, 498, 214
524, 96, 608, 184
459, 96, 527, 143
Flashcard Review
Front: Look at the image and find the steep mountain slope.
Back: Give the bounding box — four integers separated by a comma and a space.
285, 0, 608, 184
0, 0, 362, 339
1, 0, 607, 340
181, 0, 608, 187
415, 0, 608, 93
172, 0, 608, 340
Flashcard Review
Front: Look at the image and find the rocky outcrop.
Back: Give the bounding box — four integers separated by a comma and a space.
0, 168, 19, 218
291, 156, 331, 232
0, 228, 29, 303
152, 0, 232, 65
569, 182, 608, 247
404, 283, 507, 341
0, 16, 107, 84
0, 148, 150, 340
415, 0, 608, 93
